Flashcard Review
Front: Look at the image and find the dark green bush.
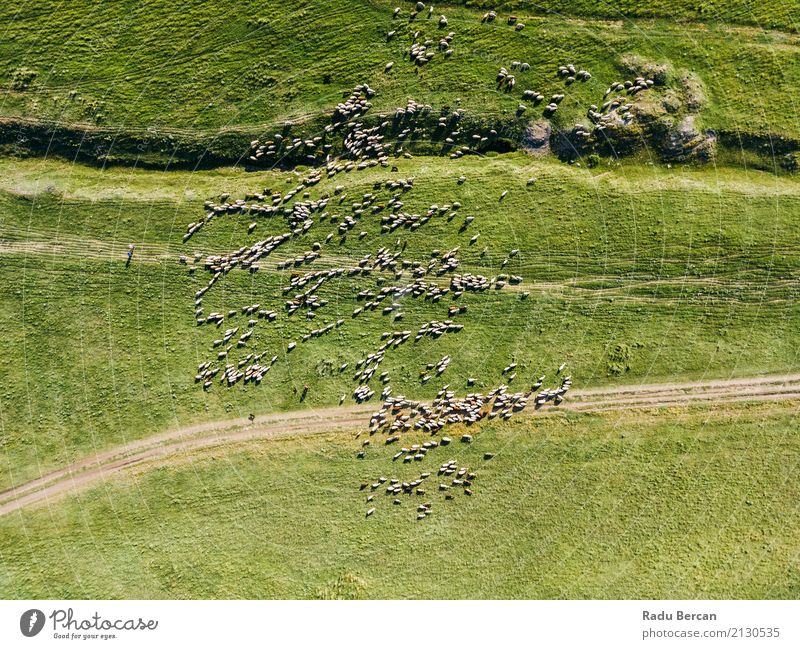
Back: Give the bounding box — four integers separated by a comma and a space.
10, 67, 37, 91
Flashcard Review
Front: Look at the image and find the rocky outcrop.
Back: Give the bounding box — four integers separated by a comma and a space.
520, 121, 551, 156
661, 116, 717, 162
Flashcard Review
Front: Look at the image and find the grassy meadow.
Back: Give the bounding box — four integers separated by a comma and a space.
0, 402, 798, 599
453, 1, 800, 31
0, 0, 799, 156
0, 153, 798, 493
0, 0, 797, 602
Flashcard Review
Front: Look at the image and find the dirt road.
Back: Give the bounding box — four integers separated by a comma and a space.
1, 374, 798, 516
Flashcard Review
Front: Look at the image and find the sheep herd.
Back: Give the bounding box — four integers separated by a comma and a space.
177, 0, 677, 518
357, 369, 571, 520
181, 76, 576, 519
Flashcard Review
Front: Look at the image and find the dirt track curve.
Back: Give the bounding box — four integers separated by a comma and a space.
1, 374, 798, 516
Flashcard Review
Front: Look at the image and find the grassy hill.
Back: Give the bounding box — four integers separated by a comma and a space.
1, 402, 798, 598
0, 1, 798, 602
1, 0, 799, 165
452, 1, 800, 31
0, 153, 798, 491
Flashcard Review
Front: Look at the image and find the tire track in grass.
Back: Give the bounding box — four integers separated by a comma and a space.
1, 373, 798, 516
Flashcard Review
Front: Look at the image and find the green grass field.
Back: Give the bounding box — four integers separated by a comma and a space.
1, 0, 799, 164
1, 402, 798, 599
453, 1, 800, 31
0, 1, 798, 601
1, 154, 798, 493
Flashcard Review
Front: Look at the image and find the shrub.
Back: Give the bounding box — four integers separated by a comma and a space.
10, 67, 37, 91
585, 153, 601, 168
781, 152, 799, 173
606, 343, 632, 376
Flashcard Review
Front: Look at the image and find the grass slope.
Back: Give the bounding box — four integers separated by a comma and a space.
453, 1, 800, 31
0, 154, 798, 491
0, 402, 798, 599
0, 0, 799, 155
